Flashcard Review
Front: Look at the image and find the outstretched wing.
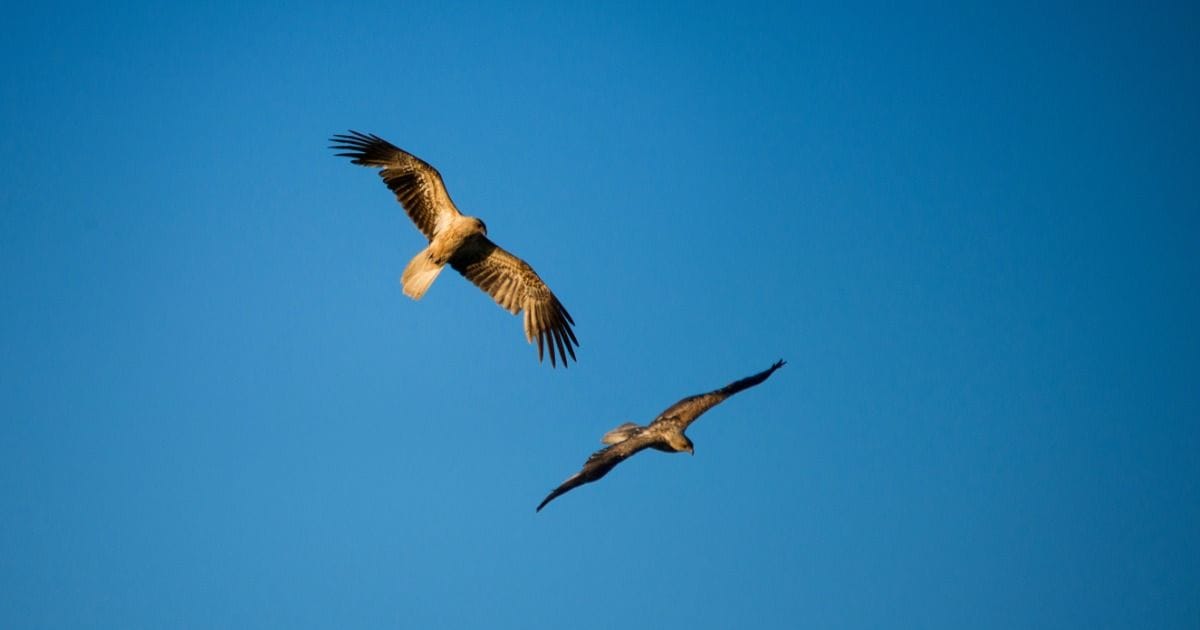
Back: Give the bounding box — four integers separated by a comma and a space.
329, 131, 460, 241
536, 434, 654, 512
450, 234, 578, 368
650, 360, 786, 432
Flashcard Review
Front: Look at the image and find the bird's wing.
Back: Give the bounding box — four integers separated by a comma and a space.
330, 131, 460, 240
650, 360, 786, 432
536, 434, 654, 512
449, 234, 578, 367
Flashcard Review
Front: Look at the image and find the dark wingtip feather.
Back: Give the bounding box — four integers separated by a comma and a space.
536, 485, 569, 512
557, 300, 576, 326
536, 300, 577, 368
328, 130, 399, 166
328, 130, 369, 149
559, 311, 579, 346
550, 326, 568, 369
563, 328, 577, 361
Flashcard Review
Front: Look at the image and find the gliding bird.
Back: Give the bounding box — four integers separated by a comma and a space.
537, 360, 786, 511
330, 131, 579, 367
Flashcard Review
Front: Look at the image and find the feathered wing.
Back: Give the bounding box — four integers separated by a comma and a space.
650, 360, 786, 432
536, 434, 654, 512
329, 131, 460, 240
450, 234, 578, 367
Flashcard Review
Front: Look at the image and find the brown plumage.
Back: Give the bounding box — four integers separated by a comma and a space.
330, 131, 578, 367
536, 360, 786, 511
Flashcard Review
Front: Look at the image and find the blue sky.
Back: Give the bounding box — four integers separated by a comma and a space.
2, 2, 1198, 628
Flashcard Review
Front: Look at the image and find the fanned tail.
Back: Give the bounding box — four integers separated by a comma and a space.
601, 422, 641, 445
401, 248, 444, 300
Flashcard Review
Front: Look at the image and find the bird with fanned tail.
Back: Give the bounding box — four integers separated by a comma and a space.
537, 360, 786, 511
330, 131, 578, 367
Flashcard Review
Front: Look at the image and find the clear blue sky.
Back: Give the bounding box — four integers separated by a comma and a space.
2, 2, 1197, 628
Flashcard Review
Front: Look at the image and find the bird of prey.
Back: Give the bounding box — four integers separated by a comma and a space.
329, 131, 579, 367
536, 360, 786, 511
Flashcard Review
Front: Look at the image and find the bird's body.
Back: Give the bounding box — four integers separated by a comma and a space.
536, 360, 786, 511
399, 214, 488, 300
330, 131, 578, 367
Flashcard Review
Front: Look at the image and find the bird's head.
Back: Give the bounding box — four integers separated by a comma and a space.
474, 218, 488, 235
668, 433, 695, 455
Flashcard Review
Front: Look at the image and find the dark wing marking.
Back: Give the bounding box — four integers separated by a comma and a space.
536, 433, 656, 512
450, 234, 578, 368
329, 131, 460, 240
650, 360, 786, 432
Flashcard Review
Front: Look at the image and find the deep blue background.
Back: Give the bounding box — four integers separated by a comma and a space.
2, 2, 1197, 628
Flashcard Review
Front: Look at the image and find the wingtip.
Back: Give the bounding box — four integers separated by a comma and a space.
328, 129, 365, 146
536, 331, 580, 369
328, 130, 397, 164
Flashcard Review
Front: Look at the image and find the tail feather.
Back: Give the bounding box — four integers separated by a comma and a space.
601, 422, 641, 445
401, 248, 444, 300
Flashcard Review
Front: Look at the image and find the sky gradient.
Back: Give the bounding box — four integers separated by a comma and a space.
2, 2, 1198, 628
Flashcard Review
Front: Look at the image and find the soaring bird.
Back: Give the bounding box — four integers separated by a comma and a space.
330, 131, 578, 367
536, 360, 786, 511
